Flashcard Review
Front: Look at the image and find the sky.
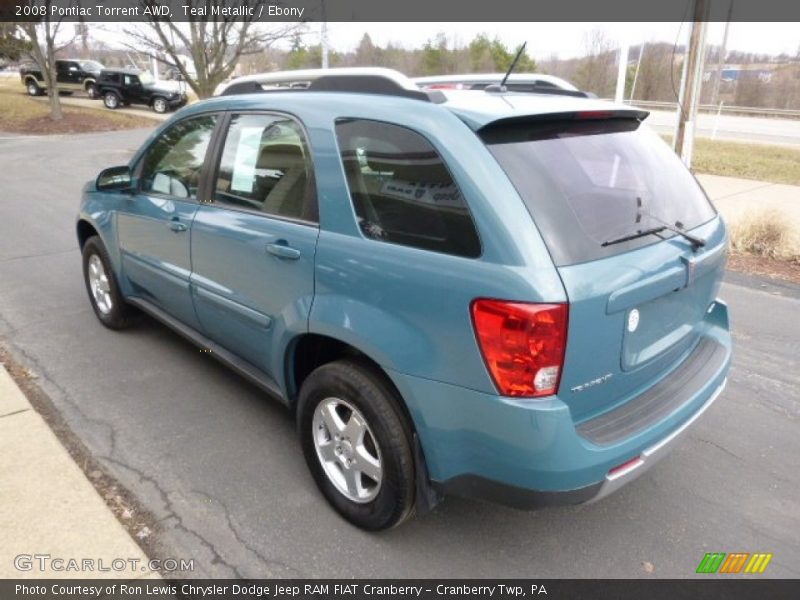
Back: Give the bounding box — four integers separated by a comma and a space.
319, 22, 799, 59
87, 22, 800, 60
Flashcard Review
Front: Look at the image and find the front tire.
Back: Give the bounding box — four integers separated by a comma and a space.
152, 97, 168, 114
86, 82, 97, 99
82, 236, 135, 330
298, 360, 416, 530
26, 80, 42, 96
103, 91, 120, 109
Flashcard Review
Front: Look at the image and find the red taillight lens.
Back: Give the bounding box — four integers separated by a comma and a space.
471, 300, 569, 398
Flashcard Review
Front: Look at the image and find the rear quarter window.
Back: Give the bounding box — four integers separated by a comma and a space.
334, 118, 481, 258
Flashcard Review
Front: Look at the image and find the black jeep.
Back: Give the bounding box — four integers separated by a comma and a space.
19, 59, 104, 98
96, 69, 187, 114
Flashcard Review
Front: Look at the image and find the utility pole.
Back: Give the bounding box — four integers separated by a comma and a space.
673, 0, 709, 167
710, 0, 734, 106
614, 38, 629, 103
630, 42, 645, 102
320, 1, 329, 69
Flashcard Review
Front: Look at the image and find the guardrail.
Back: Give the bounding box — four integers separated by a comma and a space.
620, 99, 800, 120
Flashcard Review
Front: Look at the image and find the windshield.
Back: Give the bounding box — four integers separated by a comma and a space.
482, 119, 716, 266
138, 71, 154, 85
79, 60, 104, 71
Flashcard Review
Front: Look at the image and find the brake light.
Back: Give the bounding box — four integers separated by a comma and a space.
471, 300, 569, 398
576, 110, 616, 120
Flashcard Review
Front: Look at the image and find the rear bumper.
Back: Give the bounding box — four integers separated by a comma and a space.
388, 300, 731, 509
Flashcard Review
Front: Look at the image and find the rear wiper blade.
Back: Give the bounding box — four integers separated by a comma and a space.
602, 226, 667, 247
635, 198, 706, 250
660, 221, 706, 250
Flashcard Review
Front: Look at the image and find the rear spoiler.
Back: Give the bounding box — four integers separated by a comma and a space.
478, 109, 650, 142
478, 109, 649, 131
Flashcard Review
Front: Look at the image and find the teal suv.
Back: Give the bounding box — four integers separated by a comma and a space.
77, 69, 731, 530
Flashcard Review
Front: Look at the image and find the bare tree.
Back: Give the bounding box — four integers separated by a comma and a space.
572, 30, 617, 97
124, 0, 301, 98
18, 0, 75, 121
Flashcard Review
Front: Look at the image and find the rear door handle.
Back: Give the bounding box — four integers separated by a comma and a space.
266, 241, 301, 260
168, 219, 188, 232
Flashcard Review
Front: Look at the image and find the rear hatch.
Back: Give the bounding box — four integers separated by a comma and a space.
480, 112, 726, 422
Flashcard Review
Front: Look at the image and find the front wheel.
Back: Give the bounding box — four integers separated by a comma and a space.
26, 80, 41, 96
103, 91, 120, 109
297, 360, 416, 530
86, 82, 97, 99
152, 97, 168, 113
82, 236, 135, 330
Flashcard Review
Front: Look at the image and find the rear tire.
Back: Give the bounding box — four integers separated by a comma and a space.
297, 360, 416, 530
103, 91, 120, 109
82, 236, 135, 330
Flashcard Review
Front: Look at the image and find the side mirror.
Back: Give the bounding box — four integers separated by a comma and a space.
96, 165, 133, 192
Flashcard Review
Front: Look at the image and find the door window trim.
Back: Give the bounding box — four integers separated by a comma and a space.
205, 110, 320, 228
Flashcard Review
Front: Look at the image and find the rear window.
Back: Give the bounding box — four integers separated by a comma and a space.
481, 118, 716, 266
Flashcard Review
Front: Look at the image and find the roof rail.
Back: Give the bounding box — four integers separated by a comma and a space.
219, 68, 446, 103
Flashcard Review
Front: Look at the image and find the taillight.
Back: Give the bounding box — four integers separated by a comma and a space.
471, 300, 569, 398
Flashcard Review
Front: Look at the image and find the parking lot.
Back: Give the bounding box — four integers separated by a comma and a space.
0, 128, 798, 578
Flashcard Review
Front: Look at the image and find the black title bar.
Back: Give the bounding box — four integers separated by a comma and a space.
2, 0, 800, 22
2, 579, 799, 600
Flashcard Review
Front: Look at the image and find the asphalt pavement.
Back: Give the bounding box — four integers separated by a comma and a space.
0, 129, 798, 578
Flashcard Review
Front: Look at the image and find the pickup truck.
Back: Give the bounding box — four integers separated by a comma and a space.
19, 59, 104, 98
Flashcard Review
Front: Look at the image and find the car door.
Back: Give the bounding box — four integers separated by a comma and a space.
55, 61, 72, 90
190, 112, 319, 378
123, 73, 144, 105
117, 113, 220, 329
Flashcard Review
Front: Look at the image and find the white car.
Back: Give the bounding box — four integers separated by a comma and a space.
414, 73, 585, 95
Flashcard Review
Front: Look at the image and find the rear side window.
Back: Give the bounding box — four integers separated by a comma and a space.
214, 114, 317, 222
335, 118, 481, 258
482, 119, 716, 266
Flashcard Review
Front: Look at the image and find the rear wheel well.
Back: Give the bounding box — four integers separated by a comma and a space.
77, 220, 99, 250
289, 335, 412, 423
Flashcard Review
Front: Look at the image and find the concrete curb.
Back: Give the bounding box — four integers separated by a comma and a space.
0, 365, 158, 579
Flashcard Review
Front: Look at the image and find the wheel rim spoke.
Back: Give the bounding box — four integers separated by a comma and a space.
354, 446, 382, 483
342, 412, 366, 444
320, 402, 346, 435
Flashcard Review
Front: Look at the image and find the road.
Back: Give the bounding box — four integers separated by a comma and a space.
0, 129, 798, 578
641, 108, 800, 147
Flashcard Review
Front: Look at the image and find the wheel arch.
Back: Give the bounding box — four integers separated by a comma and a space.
285, 333, 419, 433
76, 219, 99, 250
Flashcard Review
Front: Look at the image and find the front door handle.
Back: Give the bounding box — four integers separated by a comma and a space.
168, 219, 187, 233
266, 241, 301, 260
